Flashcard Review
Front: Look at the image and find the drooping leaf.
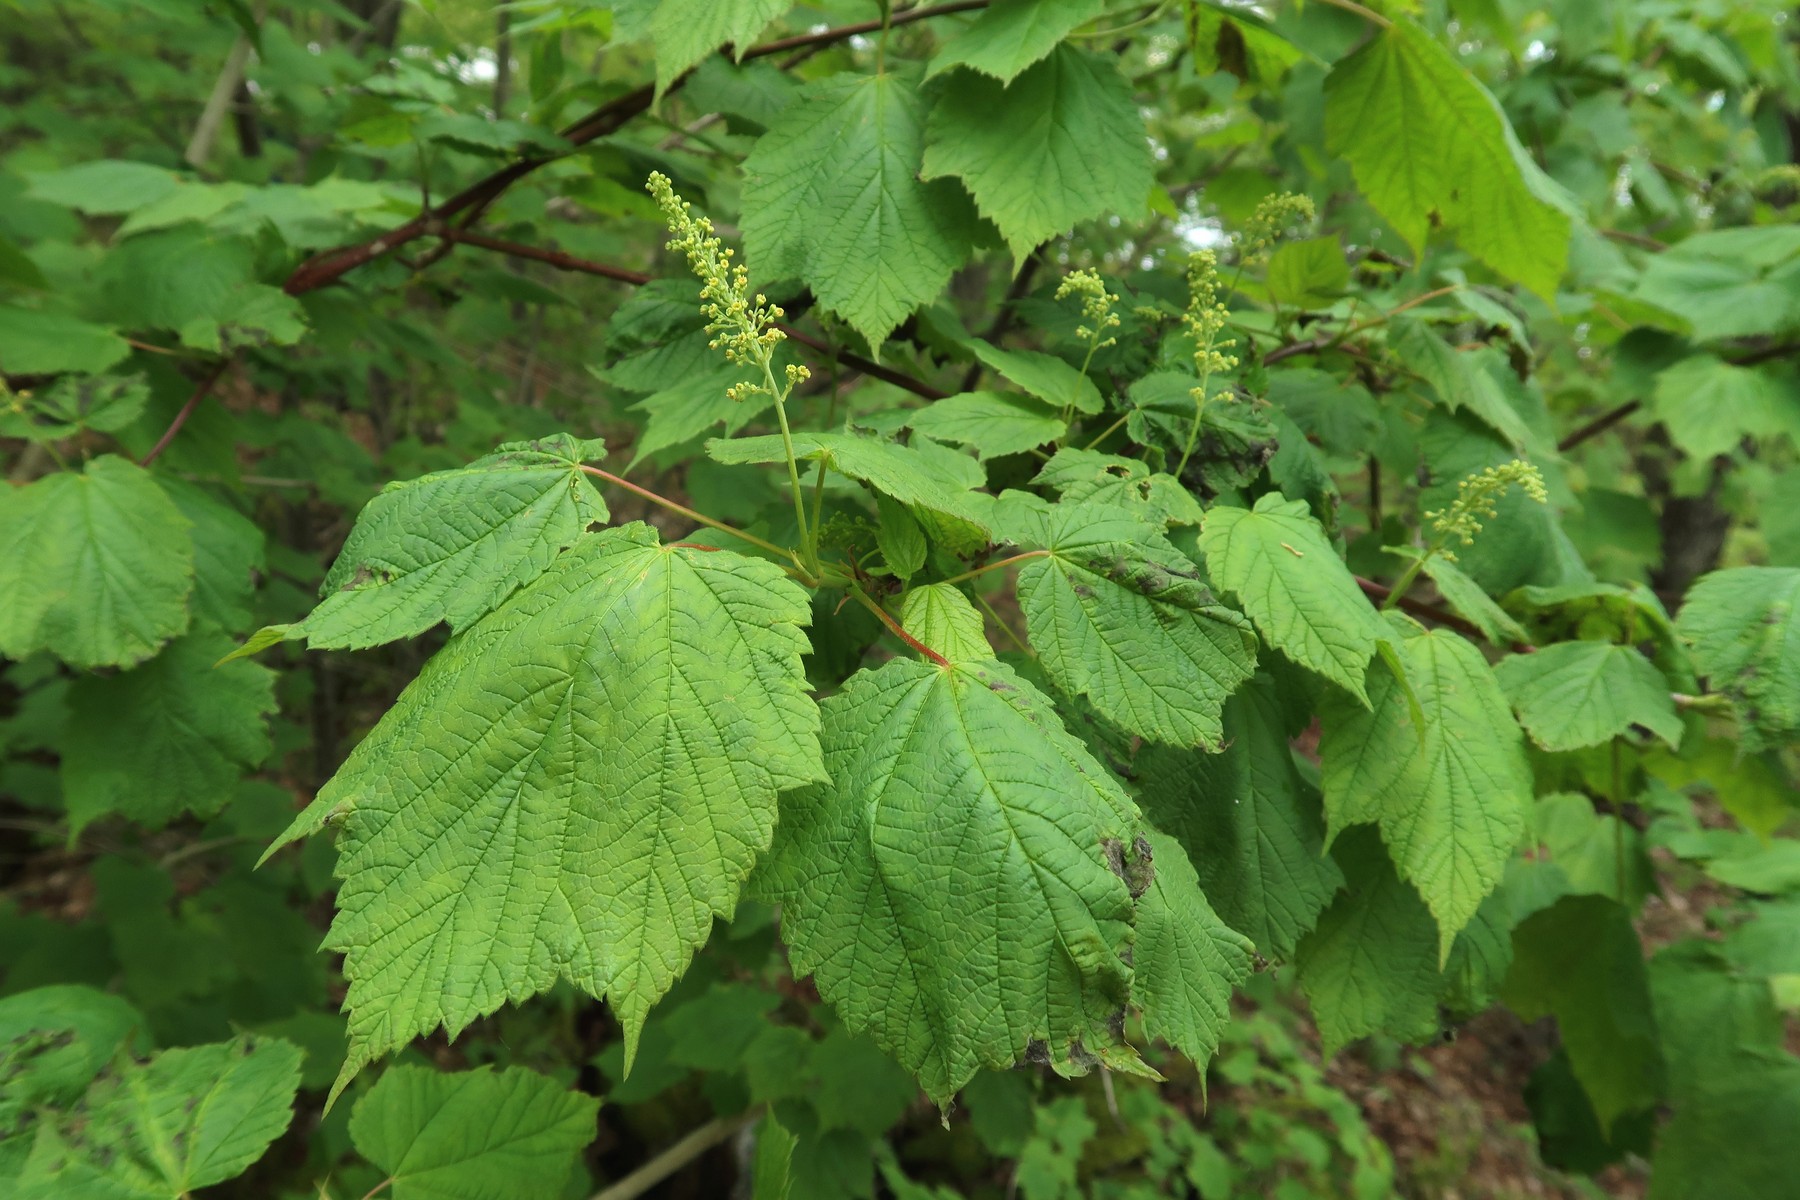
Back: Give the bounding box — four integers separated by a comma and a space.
61, 629, 277, 835
26, 160, 182, 215
1009, 498, 1257, 747
1319, 620, 1531, 956
1384, 547, 1529, 648
0, 454, 193, 669
708, 430, 991, 552
1134, 675, 1345, 961
287, 433, 610, 651
906, 391, 1065, 460
898, 583, 992, 663
0, 373, 148, 441
1676, 567, 1800, 750
348, 1064, 598, 1200
1293, 828, 1445, 1055
1198, 492, 1389, 704
14, 1035, 303, 1198
268, 524, 822, 1096
1323, 18, 1570, 296
743, 72, 978, 347
925, 0, 1107, 84
0, 305, 130, 375
1131, 831, 1253, 1067
1388, 317, 1534, 450
1502, 896, 1664, 1136
923, 45, 1154, 261
1493, 640, 1683, 752
628, 365, 772, 468
651, 0, 787, 96
964, 340, 1104, 415
759, 657, 1141, 1103
161, 478, 264, 632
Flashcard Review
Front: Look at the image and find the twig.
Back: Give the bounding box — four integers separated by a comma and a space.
1353, 573, 1522, 648
442, 231, 948, 399
140, 359, 230, 467
589, 1108, 765, 1200
283, 2, 989, 297
185, 1, 267, 167
1557, 399, 1641, 453
577, 464, 801, 571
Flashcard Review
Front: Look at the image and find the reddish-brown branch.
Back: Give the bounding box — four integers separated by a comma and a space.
443, 230, 949, 400
282, 2, 988, 297
1557, 399, 1641, 453
140, 358, 230, 467
850, 587, 951, 666
1354, 573, 1527, 649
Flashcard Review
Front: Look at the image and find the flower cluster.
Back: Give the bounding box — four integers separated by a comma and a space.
647, 171, 786, 398
1240, 191, 1316, 263
1055, 268, 1121, 349
1183, 250, 1239, 381
1427, 460, 1549, 558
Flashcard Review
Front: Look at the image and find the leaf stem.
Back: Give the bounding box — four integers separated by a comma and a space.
937, 550, 1049, 587
1315, 0, 1391, 26
577, 465, 806, 576
1083, 413, 1130, 451
765, 368, 819, 575
848, 585, 950, 666
1381, 550, 1433, 611
589, 1107, 766, 1200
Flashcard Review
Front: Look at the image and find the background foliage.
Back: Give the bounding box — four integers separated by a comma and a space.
3, 0, 1799, 1197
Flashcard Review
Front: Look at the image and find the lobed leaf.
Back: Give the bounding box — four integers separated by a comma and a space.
759, 657, 1141, 1104
290, 433, 609, 651
269, 524, 822, 1098
1011, 499, 1257, 747
1198, 492, 1389, 704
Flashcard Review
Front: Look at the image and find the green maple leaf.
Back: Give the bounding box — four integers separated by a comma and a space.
1319, 619, 1531, 957
1493, 640, 1683, 752
161, 479, 264, 633
1652, 354, 1790, 462
0, 454, 193, 669
925, 0, 1108, 84
650, 0, 787, 96
1134, 675, 1345, 961
742, 72, 978, 347
286, 433, 610, 651
923, 45, 1153, 261
1033, 448, 1203, 528
1131, 831, 1253, 1067
1294, 828, 1444, 1055
266, 524, 821, 1098
13, 1035, 303, 1198
907, 391, 1066, 461
1008, 498, 1257, 747
759, 657, 1140, 1104
1323, 17, 1570, 297
1502, 896, 1665, 1135
1198, 492, 1389, 704
348, 1065, 598, 1200
61, 629, 277, 835
1677, 566, 1800, 750
898, 583, 992, 663
1388, 317, 1535, 451
708, 429, 991, 552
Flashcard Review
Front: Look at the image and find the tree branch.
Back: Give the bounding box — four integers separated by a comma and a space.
1353, 573, 1523, 648
443, 231, 948, 400
283, 1, 988, 297
140, 359, 231, 467
589, 1107, 764, 1200
1557, 399, 1641, 453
